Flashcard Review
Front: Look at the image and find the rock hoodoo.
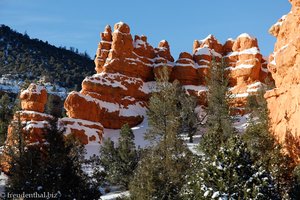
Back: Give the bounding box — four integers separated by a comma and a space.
1, 84, 51, 173
64, 22, 154, 130
64, 22, 271, 133
265, 0, 300, 159
6, 83, 51, 144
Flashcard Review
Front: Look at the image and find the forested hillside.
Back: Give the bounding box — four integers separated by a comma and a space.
0, 24, 94, 89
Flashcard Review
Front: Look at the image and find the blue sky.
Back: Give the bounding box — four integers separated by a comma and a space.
0, 0, 291, 59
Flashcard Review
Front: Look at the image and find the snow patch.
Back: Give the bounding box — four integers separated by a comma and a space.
139, 81, 156, 94
24, 120, 49, 131
261, 67, 269, 73
233, 114, 251, 132
17, 110, 53, 118
74, 92, 146, 117
225, 64, 255, 71
183, 85, 208, 92
195, 46, 222, 58
100, 191, 129, 200
61, 118, 103, 149
237, 33, 255, 39
133, 39, 146, 49
225, 47, 260, 57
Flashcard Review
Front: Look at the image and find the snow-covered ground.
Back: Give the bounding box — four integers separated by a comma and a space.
0, 75, 67, 98
100, 191, 129, 200
85, 117, 151, 158
0, 172, 8, 197
0, 106, 250, 200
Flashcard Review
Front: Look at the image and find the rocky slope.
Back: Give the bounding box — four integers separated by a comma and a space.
265, 0, 300, 160
64, 22, 271, 133
0, 25, 94, 90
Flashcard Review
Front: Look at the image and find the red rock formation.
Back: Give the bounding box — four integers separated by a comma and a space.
64, 22, 160, 129
1, 84, 51, 173
6, 84, 50, 144
65, 22, 272, 135
223, 33, 266, 115
95, 25, 112, 73
153, 40, 174, 79
59, 117, 103, 145
20, 83, 47, 113
265, 0, 300, 161
170, 33, 269, 113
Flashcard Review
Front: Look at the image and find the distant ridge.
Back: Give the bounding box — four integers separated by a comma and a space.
0, 24, 94, 90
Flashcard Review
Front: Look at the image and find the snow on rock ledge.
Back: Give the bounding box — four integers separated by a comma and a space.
65, 22, 272, 142
60, 118, 103, 145
20, 83, 48, 113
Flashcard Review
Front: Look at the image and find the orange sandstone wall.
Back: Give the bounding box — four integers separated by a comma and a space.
265, 0, 300, 151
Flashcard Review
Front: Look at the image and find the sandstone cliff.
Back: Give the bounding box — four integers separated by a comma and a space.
64, 22, 172, 130
64, 22, 271, 134
265, 0, 300, 161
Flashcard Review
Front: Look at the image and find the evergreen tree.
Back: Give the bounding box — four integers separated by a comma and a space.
5, 115, 46, 195
243, 89, 275, 163
178, 90, 198, 143
5, 117, 100, 199
45, 94, 63, 118
115, 124, 139, 189
243, 89, 295, 198
290, 164, 300, 199
198, 58, 234, 157
42, 119, 100, 199
96, 124, 139, 190
181, 135, 280, 200
0, 94, 13, 144
97, 138, 118, 186
129, 67, 192, 200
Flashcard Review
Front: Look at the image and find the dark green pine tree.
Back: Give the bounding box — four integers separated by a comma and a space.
0, 93, 13, 144
97, 138, 118, 187
181, 135, 280, 200
5, 117, 100, 199
45, 94, 63, 118
129, 67, 192, 200
96, 124, 139, 190
5, 115, 46, 195
243, 88, 273, 161
198, 58, 234, 157
42, 118, 100, 199
115, 124, 139, 189
243, 89, 295, 198
290, 165, 300, 199
178, 89, 198, 143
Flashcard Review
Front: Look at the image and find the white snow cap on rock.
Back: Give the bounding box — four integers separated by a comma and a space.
237, 33, 256, 39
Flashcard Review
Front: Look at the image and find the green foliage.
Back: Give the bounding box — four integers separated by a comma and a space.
96, 124, 139, 190
145, 66, 198, 143
243, 89, 296, 198
0, 25, 94, 89
290, 165, 300, 199
178, 90, 198, 143
5, 118, 100, 199
181, 135, 280, 200
5, 116, 44, 194
199, 59, 234, 157
0, 93, 14, 144
129, 67, 193, 200
129, 142, 191, 200
116, 124, 139, 188
45, 94, 63, 118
